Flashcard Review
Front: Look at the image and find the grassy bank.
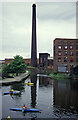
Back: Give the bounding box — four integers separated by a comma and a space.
49, 73, 70, 80
26, 66, 35, 69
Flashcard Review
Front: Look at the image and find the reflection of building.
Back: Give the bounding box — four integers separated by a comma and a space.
53, 38, 78, 72
39, 76, 53, 86
39, 53, 50, 67
53, 80, 78, 111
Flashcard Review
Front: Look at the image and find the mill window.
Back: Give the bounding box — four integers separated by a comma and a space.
70, 58, 74, 62
64, 57, 67, 62
58, 51, 61, 55
64, 45, 68, 49
58, 57, 61, 62
64, 51, 67, 55
70, 51, 74, 56
70, 45, 73, 49
58, 45, 61, 49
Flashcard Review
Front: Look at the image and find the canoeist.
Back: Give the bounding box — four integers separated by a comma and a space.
22, 104, 27, 110
10, 89, 13, 93
7, 116, 11, 120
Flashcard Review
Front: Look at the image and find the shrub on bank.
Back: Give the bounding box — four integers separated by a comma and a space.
49, 73, 70, 80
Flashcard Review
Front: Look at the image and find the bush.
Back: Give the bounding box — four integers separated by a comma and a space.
53, 71, 58, 75
49, 73, 70, 80
2, 55, 26, 78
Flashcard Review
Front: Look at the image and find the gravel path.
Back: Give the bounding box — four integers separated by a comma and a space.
0, 71, 30, 85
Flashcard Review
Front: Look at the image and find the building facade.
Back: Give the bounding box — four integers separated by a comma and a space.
39, 53, 50, 67
53, 38, 78, 72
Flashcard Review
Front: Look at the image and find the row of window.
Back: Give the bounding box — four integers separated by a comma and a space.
58, 45, 78, 49
58, 57, 78, 62
58, 51, 78, 56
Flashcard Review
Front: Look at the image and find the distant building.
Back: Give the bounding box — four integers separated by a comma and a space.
4, 58, 39, 66
39, 53, 50, 67
53, 38, 78, 72
0, 60, 5, 68
48, 57, 53, 68
0, 60, 5, 64
24, 58, 39, 66
24, 59, 31, 66
5, 58, 13, 64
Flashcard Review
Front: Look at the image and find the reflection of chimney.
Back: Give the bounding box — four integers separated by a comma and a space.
31, 4, 37, 67
31, 75, 37, 107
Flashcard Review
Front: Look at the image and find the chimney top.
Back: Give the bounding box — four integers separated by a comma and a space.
32, 4, 36, 7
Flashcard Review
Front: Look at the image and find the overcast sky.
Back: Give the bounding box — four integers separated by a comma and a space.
0, 1, 77, 59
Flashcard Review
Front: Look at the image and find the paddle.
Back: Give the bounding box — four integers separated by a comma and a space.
22, 109, 25, 112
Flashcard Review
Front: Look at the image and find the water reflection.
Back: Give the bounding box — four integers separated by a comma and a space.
70, 79, 78, 90
30, 74, 37, 108
53, 79, 78, 116
39, 76, 53, 87
11, 82, 25, 92
10, 82, 25, 97
30, 74, 53, 108
2, 74, 78, 119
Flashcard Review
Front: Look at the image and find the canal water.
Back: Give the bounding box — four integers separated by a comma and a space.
2, 74, 78, 119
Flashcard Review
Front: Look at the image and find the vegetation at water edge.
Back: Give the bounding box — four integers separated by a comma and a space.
49, 71, 70, 80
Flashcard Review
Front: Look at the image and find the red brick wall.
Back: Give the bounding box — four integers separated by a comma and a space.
5, 58, 39, 65
53, 38, 78, 72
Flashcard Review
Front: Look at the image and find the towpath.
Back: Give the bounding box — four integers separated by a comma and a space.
0, 71, 30, 85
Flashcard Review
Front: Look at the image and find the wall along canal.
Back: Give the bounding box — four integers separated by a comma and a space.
2, 74, 78, 119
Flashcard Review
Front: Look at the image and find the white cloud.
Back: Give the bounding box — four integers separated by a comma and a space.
0, 2, 76, 59
0, 0, 78, 2
38, 19, 76, 57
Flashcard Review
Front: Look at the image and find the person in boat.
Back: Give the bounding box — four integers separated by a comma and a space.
7, 116, 11, 120
22, 104, 27, 110
28, 81, 30, 83
10, 89, 13, 93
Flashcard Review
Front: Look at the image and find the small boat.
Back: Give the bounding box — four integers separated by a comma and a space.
7, 116, 11, 119
3, 90, 20, 95
25, 82, 34, 85
10, 108, 40, 112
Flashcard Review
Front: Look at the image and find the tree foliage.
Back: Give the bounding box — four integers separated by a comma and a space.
2, 64, 10, 78
2, 55, 26, 78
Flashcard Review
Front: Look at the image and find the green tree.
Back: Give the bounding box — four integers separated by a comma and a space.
10, 55, 26, 76
2, 55, 26, 78
2, 64, 10, 78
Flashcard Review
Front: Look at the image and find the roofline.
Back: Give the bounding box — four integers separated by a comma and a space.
54, 38, 78, 41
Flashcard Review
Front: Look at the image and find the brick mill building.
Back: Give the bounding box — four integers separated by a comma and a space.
5, 58, 39, 66
53, 38, 78, 72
